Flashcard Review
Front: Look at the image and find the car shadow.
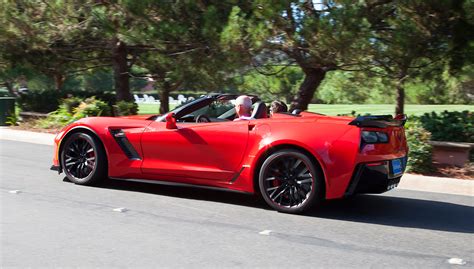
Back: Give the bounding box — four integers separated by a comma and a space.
70, 177, 474, 234
310, 195, 474, 234
66, 177, 268, 209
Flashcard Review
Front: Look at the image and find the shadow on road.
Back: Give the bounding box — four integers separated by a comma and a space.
74, 177, 473, 234
312, 195, 473, 234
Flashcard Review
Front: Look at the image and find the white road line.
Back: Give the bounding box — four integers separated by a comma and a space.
113, 207, 128, 213
259, 230, 272, 236
448, 258, 466, 265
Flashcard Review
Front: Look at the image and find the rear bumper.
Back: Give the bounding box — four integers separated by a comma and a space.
345, 156, 407, 195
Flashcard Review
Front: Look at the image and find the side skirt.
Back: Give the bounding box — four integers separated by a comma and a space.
109, 177, 252, 195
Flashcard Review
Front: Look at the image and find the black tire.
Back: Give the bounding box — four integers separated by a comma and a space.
60, 132, 107, 185
258, 149, 323, 213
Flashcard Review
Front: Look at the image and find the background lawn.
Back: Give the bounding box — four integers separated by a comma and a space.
138, 103, 472, 116
307, 104, 473, 116
137, 103, 177, 114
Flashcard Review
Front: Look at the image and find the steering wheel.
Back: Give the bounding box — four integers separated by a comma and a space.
195, 114, 211, 123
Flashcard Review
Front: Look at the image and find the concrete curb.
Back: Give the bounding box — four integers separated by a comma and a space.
1, 127, 472, 196
398, 174, 473, 197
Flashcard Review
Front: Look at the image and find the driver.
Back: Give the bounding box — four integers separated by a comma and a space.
234, 95, 252, 121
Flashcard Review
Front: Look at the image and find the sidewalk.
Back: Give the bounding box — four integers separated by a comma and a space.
0, 127, 55, 145
1, 127, 472, 196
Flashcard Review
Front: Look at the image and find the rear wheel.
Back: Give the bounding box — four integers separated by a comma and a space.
258, 149, 323, 213
61, 132, 106, 185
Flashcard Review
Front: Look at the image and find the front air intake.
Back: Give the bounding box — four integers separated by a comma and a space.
109, 129, 141, 160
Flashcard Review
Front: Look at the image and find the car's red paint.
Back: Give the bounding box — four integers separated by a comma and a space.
141, 120, 250, 181
52, 100, 408, 201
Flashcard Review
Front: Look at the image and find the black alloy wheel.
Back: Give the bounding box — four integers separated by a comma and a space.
61, 132, 106, 185
259, 149, 323, 213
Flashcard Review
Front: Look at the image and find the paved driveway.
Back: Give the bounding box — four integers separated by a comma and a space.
1, 140, 473, 268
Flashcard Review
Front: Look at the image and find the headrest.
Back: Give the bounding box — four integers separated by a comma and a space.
251, 102, 268, 119
292, 109, 302, 115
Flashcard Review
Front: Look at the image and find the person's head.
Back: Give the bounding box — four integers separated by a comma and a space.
270, 100, 288, 115
235, 95, 252, 117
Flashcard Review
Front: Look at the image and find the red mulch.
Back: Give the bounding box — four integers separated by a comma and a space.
407, 163, 473, 180
10, 121, 60, 134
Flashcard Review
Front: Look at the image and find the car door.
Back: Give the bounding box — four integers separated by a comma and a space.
140, 120, 249, 181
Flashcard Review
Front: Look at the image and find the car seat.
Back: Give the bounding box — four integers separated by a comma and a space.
251, 102, 268, 119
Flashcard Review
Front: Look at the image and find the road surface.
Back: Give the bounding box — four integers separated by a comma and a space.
1, 140, 473, 268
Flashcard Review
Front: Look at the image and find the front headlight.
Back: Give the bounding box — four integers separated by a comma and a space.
362, 131, 389, 144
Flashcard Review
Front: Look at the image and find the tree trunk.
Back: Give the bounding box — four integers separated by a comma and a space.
54, 73, 65, 90
395, 71, 407, 115
395, 82, 405, 115
289, 68, 326, 111
159, 80, 183, 114
112, 39, 132, 102
159, 84, 170, 114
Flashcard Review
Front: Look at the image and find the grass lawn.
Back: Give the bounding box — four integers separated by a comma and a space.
307, 104, 473, 116
139, 103, 472, 116
137, 103, 177, 114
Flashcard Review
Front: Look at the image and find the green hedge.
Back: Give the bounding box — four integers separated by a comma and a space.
18, 89, 116, 113
113, 101, 138, 116
36, 97, 135, 129
18, 89, 209, 113
417, 110, 473, 143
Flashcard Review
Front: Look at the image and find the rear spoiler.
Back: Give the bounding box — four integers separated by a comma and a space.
349, 114, 407, 128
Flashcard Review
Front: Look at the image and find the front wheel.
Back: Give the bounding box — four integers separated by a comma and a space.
258, 149, 323, 213
61, 132, 107, 185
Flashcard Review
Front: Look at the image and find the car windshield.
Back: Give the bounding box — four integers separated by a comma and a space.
156, 96, 237, 122
192, 99, 235, 118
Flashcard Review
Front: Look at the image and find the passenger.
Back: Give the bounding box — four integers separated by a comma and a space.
234, 95, 253, 121
270, 100, 288, 116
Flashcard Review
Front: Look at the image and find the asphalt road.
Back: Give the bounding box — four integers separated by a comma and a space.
1, 140, 473, 268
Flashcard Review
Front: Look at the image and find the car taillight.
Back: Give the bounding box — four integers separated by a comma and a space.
361, 131, 389, 144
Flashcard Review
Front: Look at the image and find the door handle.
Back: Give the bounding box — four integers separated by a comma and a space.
248, 124, 255, 131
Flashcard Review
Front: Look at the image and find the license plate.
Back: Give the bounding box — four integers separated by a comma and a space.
392, 159, 403, 175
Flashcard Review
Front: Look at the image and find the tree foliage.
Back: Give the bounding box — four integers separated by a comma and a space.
222, 1, 373, 110
1, 0, 472, 114
361, 0, 474, 114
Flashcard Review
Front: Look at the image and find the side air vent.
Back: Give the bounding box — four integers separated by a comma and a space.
109, 129, 141, 160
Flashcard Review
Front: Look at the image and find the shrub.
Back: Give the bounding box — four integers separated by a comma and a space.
113, 101, 138, 116
18, 89, 62, 112
62, 97, 82, 114
6, 114, 19, 126
405, 120, 433, 173
73, 97, 112, 118
417, 110, 473, 142
36, 97, 112, 129
35, 104, 74, 129
17, 88, 116, 113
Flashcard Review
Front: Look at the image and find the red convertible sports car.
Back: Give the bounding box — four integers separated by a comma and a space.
51, 93, 408, 213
